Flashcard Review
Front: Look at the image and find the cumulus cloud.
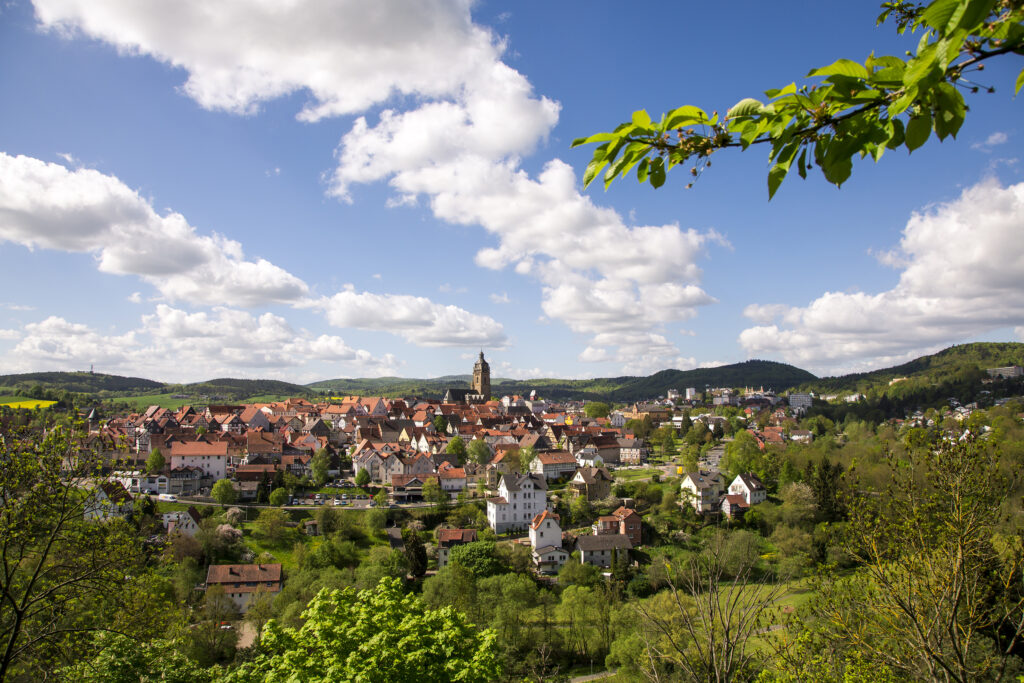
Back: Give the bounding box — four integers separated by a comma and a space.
0, 153, 308, 306
313, 290, 506, 348
0, 306, 400, 381
32, 0, 720, 372
739, 180, 1024, 374
33, 0, 506, 122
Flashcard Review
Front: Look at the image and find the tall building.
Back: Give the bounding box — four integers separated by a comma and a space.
472, 351, 491, 401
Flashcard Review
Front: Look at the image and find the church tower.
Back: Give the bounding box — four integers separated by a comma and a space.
472, 351, 491, 401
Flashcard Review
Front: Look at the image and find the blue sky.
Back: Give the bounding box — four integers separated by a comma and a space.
0, 0, 1021, 384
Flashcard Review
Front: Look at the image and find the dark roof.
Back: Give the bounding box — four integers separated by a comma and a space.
575, 534, 632, 552
206, 563, 282, 591
437, 528, 478, 548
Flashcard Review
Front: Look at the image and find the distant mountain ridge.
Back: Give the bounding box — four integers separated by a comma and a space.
3, 342, 1020, 402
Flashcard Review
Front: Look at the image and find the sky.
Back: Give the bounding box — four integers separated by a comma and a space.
0, 0, 1022, 385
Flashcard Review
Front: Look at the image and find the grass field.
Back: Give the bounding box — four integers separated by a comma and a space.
0, 396, 58, 409
613, 467, 663, 482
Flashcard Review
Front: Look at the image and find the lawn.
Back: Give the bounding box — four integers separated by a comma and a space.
613, 467, 663, 482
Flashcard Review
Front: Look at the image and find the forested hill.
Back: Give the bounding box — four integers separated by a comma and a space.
311, 360, 816, 401
0, 371, 164, 394
800, 342, 1024, 394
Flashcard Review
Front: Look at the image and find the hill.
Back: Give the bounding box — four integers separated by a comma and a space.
310, 359, 816, 401
0, 371, 164, 395
801, 342, 1024, 395
180, 378, 311, 398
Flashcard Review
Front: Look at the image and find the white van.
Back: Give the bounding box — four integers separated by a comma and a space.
157, 493, 178, 502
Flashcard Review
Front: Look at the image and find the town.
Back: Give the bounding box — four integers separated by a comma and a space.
4, 349, 1024, 681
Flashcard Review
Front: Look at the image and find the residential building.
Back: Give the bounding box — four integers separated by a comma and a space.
205, 563, 282, 613
728, 472, 767, 506
680, 470, 725, 513
575, 534, 632, 568
486, 473, 547, 533
437, 528, 478, 568
568, 466, 613, 501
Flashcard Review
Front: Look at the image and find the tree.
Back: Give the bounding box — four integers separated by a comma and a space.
449, 541, 506, 579
584, 401, 611, 419
373, 487, 389, 508
790, 440, 1024, 682
253, 508, 291, 546
146, 447, 165, 474
311, 448, 331, 487
402, 529, 428, 578
519, 445, 537, 474
315, 505, 341, 536
211, 478, 237, 506
0, 427, 148, 681
269, 487, 288, 507
433, 414, 449, 434
423, 477, 448, 509
467, 438, 491, 464
632, 530, 786, 682
354, 468, 371, 488
574, 0, 1024, 198
446, 436, 467, 464
227, 578, 501, 682
59, 632, 220, 683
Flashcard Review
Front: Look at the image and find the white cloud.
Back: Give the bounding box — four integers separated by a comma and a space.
34, 0, 508, 122
739, 180, 1024, 374
489, 292, 510, 304
0, 153, 308, 306
313, 290, 507, 348
127, 292, 142, 303
972, 131, 1009, 150
0, 306, 400, 381
31, 0, 721, 373
0, 303, 35, 311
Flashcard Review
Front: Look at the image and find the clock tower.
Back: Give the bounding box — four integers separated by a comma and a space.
472, 351, 491, 401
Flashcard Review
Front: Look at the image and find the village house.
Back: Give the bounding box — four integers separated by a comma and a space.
529, 510, 568, 573
205, 563, 283, 613
529, 450, 578, 480
84, 481, 134, 521
574, 534, 632, 568
170, 440, 229, 481
163, 506, 202, 537
487, 473, 547, 534
592, 505, 643, 546
436, 528, 478, 568
680, 470, 725, 513
568, 466, 613, 501
728, 472, 767, 506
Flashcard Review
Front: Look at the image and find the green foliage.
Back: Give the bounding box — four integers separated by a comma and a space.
269, 487, 288, 506
0, 426, 149, 680
432, 414, 449, 434
311, 448, 331, 487
467, 438, 491, 464
449, 541, 506, 579
446, 435, 467, 463
211, 478, 237, 506
229, 578, 501, 682
402, 529, 428, 578
584, 401, 611, 418
354, 468, 371, 487
253, 508, 291, 545
575, 1, 1024, 197
519, 445, 538, 473
61, 632, 221, 683
146, 447, 165, 474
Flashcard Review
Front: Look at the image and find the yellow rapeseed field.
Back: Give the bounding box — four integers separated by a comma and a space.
0, 399, 57, 409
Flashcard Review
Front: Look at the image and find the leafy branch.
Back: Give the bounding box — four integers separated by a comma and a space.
572, 0, 1024, 198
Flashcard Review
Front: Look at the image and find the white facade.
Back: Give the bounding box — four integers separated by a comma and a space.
487, 473, 547, 534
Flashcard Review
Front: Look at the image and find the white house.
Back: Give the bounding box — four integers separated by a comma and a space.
163, 506, 202, 537
170, 440, 229, 480
436, 528, 478, 568
529, 451, 578, 480
728, 473, 767, 506
530, 510, 566, 573
487, 473, 547, 534
84, 482, 134, 521
680, 470, 725, 513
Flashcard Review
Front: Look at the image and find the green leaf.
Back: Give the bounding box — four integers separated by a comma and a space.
632, 110, 652, 129
921, 0, 960, 32
636, 158, 650, 184
905, 112, 932, 151
809, 59, 870, 80
797, 148, 808, 179
649, 158, 666, 188
886, 118, 906, 149
571, 132, 618, 147
764, 82, 797, 99
665, 105, 709, 129
768, 164, 788, 199
1016, 66, 1024, 96
726, 98, 764, 119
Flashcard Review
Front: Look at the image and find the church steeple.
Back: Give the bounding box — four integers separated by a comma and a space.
472, 351, 491, 401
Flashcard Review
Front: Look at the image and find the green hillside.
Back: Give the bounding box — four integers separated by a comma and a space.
0, 371, 164, 395
802, 342, 1024, 394
309, 359, 816, 401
